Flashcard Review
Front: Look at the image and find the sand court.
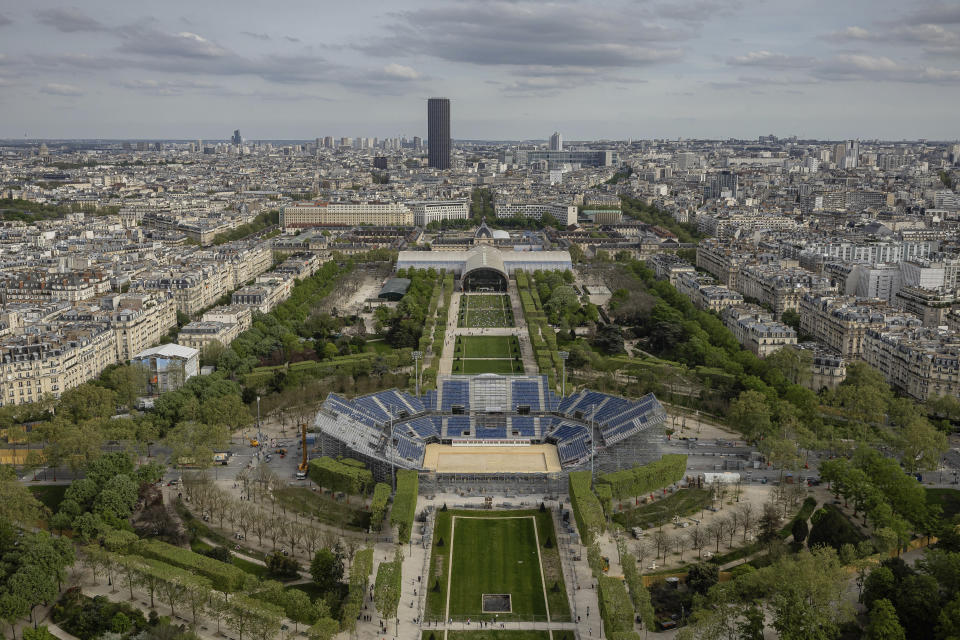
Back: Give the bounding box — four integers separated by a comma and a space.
423, 444, 562, 473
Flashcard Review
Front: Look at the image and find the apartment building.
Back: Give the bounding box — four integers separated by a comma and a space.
736, 264, 836, 316
649, 254, 696, 286
109, 293, 178, 362
280, 202, 413, 229
862, 326, 960, 401
0, 324, 117, 406
406, 200, 469, 227
721, 304, 798, 357
494, 201, 578, 226
799, 294, 921, 357
695, 240, 752, 288
674, 273, 744, 313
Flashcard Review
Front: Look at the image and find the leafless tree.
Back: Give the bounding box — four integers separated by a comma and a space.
708, 519, 727, 554
267, 515, 283, 551
303, 525, 322, 557
250, 509, 268, 546
738, 503, 755, 543
635, 540, 650, 569
726, 511, 740, 547
652, 529, 669, 560
689, 526, 708, 559
284, 523, 303, 558
674, 533, 687, 562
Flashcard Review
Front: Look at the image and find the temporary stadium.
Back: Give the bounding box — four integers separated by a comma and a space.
311, 373, 667, 492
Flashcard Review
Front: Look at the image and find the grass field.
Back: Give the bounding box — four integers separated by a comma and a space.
927, 488, 960, 520
612, 488, 712, 529
453, 336, 523, 375
455, 359, 524, 374
426, 510, 570, 623
274, 487, 371, 530
459, 294, 514, 328
457, 336, 518, 358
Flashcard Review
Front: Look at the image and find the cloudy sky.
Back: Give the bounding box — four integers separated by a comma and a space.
1, 0, 959, 140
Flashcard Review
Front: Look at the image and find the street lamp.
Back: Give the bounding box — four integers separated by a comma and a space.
558, 351, 569, 398
412, 351, 423, 397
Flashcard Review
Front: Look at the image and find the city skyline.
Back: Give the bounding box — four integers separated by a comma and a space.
0, 0, 959, 140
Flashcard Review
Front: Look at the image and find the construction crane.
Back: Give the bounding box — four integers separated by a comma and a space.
296, 420, 309, 478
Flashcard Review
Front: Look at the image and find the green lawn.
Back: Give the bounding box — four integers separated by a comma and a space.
612, 488, 712, 529
426, 510, 569, 623
926, 488, 960, 520
457, 336, 518, 359
455, 359, 522, 375
273, 487, 371, 530
29, 485, 67, 512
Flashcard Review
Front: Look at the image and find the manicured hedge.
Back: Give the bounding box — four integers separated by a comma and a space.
390, 469, 418, 543
598, 575, 634, 635
622, 553, 655, 630
569, 471, 605, 545
341, 547, 374, 633
308, 457, 374, 495
373, 551, 403, 619
597, 454, 688, 500
595, 483, 613, 517
133, 539, 248, 593
370, 482, 391, 531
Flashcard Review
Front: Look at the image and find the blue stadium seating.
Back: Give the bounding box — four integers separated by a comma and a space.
392, 434, 424, 462
401, 416, 440, 439
477, 424, 507, 438
422, 389, 438, 411
440, 380, 470, 411
511, 380, 542, 411
510, 416, 536, 438
446, 415, 471, 437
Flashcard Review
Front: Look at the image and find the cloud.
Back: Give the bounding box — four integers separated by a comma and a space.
40, 83, 84, 96
813, 54, 960, 83
727, 51, 815, 69
34, 7, 106, 33
355, 0, 685, 91
283, 36, 301, 43
823, 23, 960, 54
708, 75, 816, 90
653, 0, 742, 24
381, 64, 420, 80
116, 26, 232, 59
903, 2, 960, 25
241, 31, 270, 41
114, 78, 220, 95
821, 26, 873, 42
0, 13, 12, 27
724, 47, 960, 85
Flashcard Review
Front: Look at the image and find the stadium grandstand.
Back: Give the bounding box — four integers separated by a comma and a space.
311, 373, 667, 488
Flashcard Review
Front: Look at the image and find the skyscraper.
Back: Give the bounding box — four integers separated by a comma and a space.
427, 98, 451, 170
549, 131, 563, 151
232, 129, 242, 145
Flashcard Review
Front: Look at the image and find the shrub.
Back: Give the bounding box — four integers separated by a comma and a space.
569, 471, 605, 545
370, 483, 391, 531
598, 575, 634, 635
390, 470, 418, 543
265, 552, 300, 579
597, 455, 688, 500
308, 457, 373, 495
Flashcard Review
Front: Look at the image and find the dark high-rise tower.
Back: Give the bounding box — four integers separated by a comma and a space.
427, 98, 450, 170
232, 129, 242, 145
